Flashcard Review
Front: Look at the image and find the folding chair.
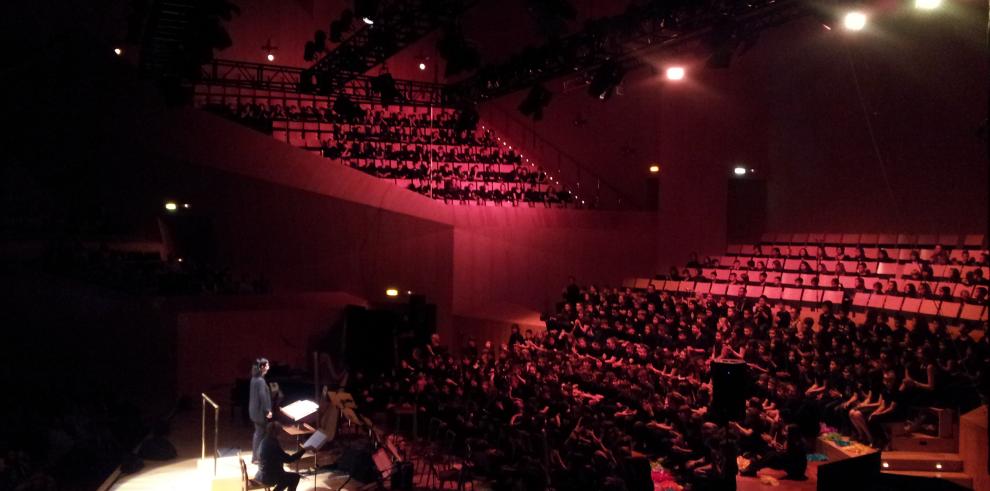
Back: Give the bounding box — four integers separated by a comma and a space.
868, 294, 886, 309
882, 296, 904, 312
900, 297, 922, 315
939, 302, 962, 319
240, 454, 272, 491
782, 288, 802, 303
852, 292, 871, 309
745, 285, 764, 298
959, 304, 987, 322
822, 290, 843, 305
763, 287, 782, 300
802, 288, 823, 305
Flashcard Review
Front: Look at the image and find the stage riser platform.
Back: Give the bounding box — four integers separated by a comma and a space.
880, 451, 963, 472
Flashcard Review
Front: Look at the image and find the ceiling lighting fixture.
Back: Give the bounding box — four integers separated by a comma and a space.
843, 11, 867, 31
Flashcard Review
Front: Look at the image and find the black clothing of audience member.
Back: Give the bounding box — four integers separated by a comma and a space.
256, 423, 309, 491
740, 425, 807, 480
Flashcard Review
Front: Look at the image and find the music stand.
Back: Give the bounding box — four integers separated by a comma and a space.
281, 399, 319, 429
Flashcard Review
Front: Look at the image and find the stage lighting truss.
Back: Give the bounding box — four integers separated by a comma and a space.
452, 0, 806, 102
301, 0, 480, 96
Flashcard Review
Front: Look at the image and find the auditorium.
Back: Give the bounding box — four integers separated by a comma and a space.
1, 0, 987, 490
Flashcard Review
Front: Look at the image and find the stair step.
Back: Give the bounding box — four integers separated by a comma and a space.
890, 433, 957, 453
883, 470, 973, 489
880, 451, 963, 472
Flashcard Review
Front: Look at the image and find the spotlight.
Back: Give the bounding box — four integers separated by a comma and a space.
665, 66, 685, 81
164, 202, 178, 211
843, 11, 867, 31
733, 167, 747, 176
935, 463, 942, 470
914, 0, 941, 9
418, 62, 427, 70
113, 47, 122, 56
266, 53, 275, 62
362, 17, 374, 25
183, 203, 191, 209
882, 462, 889, 468
385, 288, 399, 297
649, 165, 660, 173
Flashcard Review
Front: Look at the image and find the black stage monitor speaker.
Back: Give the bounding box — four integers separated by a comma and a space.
711, 358, 749, 423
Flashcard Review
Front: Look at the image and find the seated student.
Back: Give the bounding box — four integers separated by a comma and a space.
740, 424, 808, 480
256, 422, 314, 491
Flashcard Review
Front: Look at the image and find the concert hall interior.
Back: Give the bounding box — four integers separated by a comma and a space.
1, 0, 988, 490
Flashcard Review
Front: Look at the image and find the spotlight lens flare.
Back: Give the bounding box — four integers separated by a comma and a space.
843, 11, 867, 31
362, 17, 374, 25
733, 167, 747, 176
164, 202, 178, 211
418, 62, 427, 70
665, 66, 685, 81
385, 288, 399, 297
266, 53, 275, 62
914, 0, 941, 9
649, 165, 660, 173
113, 48, 122, 56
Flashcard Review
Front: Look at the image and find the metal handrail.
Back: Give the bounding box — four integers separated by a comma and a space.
201, 393, 219, 475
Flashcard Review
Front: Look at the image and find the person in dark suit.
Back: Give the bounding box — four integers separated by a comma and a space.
249, 357, 273, 463
256, 421, 313, 491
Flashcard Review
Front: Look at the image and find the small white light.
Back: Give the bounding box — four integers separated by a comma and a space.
935, 463, 942, 470
418, 62, 427, 70
882, 462, 889, 468
385, 288, 399, 297
406, 290, 413, 294
177, 257, 183, 263
183, 203, 191, 209
665, 66, 685, 81
649, 165, 660, 173
362, 17, 374, 25
915, 0, 941, 10
733, 167, 747, 176
113, 48, 122, 56
164, 202, 178, 211
266, 53, 275, 62
843, 11, 867, 31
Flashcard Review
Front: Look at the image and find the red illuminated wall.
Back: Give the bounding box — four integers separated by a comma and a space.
172, 293, 363, 395
87, 101, 658, 353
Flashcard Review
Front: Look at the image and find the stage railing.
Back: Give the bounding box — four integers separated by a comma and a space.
201, 393, 219, 475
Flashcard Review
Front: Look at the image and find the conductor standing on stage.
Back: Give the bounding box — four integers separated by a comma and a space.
249, 357, 273, 463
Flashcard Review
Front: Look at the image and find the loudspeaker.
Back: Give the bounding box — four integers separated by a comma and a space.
817, 451, 879, 491
711, 358, 749, 423
407, 294, 436, 345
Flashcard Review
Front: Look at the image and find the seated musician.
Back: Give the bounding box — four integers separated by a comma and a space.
256, 421, 315, 491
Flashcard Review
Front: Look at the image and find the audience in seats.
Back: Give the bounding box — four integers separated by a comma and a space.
200, 102, 576, 206
367, 271, 987, 489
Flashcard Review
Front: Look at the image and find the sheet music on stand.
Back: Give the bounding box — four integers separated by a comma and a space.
280, 399, 319, 422
302, 430, 330, 450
